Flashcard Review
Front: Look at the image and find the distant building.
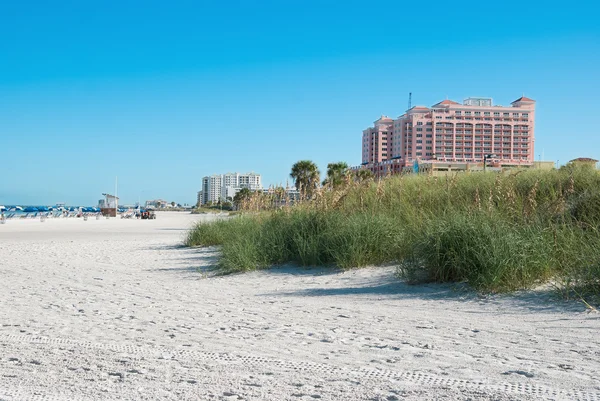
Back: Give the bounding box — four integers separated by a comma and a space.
261, 185, 301, 207
201, 172, 262, 205
357, 96, 537, 177
202, 175, 223, 205
532, 161, 556, 170
145, 199, 168, 208
362, 116, 395, 165
569, 158, 599, 168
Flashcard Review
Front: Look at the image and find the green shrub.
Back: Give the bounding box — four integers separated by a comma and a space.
184, 218, 233, 247
570, 191, 600, 228
399, 214, 555, 292
185, 167, 600, 298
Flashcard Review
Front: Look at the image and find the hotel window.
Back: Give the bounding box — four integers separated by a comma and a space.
416, 133, 423, 137
416, 146, 422, 149
416, 152, 422, 156
475, 112, 481, 116
436, 116, 442, 119
426, 140, 432, 144
417, 122, 423, 125
465, 111, 472, 116
513, 113, 519, 117
455, 111, 462, 115
416, 140, 422, 143
523, 113, 529, 118
494, 112, 500, 117
484, 112, 490, 116
503, 113, 509, 117
416, 128, 423, 132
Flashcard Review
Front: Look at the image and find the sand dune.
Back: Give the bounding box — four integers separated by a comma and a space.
0, 212, 598, 400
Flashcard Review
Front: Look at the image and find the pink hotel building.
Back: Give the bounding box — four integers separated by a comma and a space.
361, 96, 536, 175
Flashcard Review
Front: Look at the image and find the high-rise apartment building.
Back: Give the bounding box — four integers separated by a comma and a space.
201, 172, 262, 205
362, 116, 394, 164
202, 175, 222, 205
360, 96, 536, 174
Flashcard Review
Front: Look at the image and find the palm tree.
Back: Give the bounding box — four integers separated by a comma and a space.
272, 185, 286, 208
233, 188, 252, 210
323, 162, 349, 188
354, 169, 374, 182
290, 160, 320, 199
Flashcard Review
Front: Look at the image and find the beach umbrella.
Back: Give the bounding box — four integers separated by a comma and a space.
23, 207, 39, 212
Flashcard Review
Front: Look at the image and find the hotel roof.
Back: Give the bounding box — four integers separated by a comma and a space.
569, 157, 599, 163
433, 99, 460, 106
512, 96, 535, 103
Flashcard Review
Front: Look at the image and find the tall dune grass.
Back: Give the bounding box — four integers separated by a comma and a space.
185, 165, 600, 298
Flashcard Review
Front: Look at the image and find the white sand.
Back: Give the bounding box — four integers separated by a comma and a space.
0, 212, 598, 400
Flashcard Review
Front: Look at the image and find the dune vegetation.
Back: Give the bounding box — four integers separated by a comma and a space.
186, 163, 600, 301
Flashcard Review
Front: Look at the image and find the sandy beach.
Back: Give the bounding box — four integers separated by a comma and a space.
0, 212, 598, 400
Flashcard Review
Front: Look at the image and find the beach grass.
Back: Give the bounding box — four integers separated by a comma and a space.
185, 164, 600, 299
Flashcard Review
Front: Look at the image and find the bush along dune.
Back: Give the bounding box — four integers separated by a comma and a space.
186, 164, 600, 302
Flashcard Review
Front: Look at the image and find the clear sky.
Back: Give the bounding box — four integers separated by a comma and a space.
1, 1, 598, 206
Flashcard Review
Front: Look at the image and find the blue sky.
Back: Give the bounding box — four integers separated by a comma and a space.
1, 1, 598, 205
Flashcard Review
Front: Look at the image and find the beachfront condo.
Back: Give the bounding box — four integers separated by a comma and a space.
359, 96, 536, 176
201, 172, 262, 205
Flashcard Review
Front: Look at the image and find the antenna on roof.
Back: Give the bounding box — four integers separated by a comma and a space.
408, 92, 412, 110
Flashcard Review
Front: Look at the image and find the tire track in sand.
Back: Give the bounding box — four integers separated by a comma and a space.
1, 333, 598, 401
